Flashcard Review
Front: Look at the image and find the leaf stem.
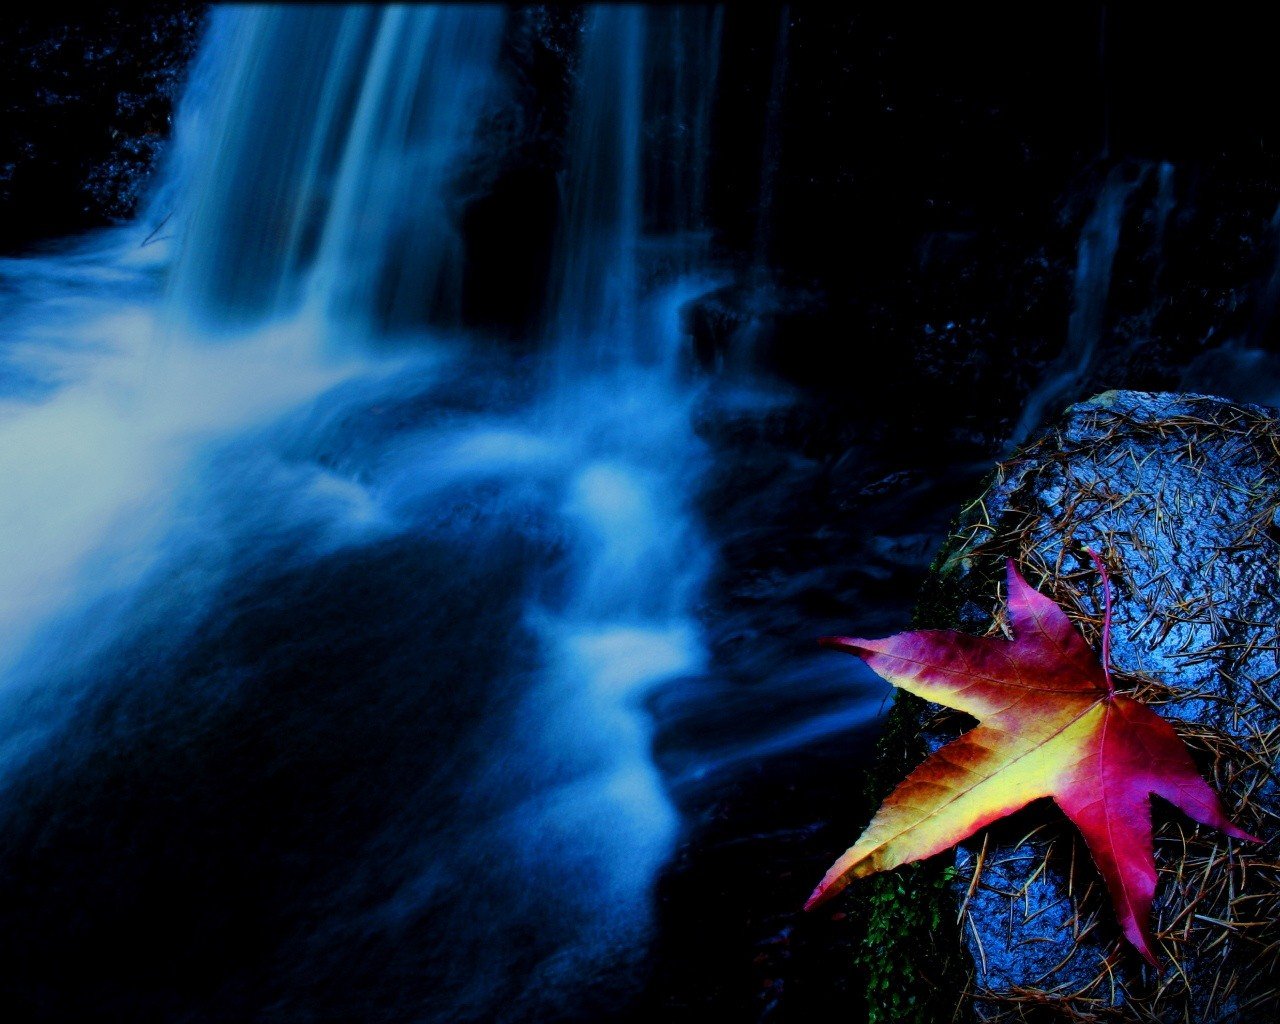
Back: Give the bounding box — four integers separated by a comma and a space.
1086, 547, 1115, 697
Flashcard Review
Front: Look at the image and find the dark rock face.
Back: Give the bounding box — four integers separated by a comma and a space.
894, 391, 1280, 1021
692, 8, 1280, 453
1, 6, 205, 250
460, 6, 582, 338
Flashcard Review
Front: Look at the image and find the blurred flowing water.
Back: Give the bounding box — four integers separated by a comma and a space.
1010, 164, 1141, 446
0, 6, 950, 1022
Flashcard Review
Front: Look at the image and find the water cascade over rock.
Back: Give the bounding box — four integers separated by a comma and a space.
0, 8, 786, 1022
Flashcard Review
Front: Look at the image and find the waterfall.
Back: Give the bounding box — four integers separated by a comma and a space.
160, 5, 505, 334
549, 6, 725, 371
548, 7, 644, 355
1009, 165, 1140, 446
645, 7, 724, 248
0, 6, 734, 1021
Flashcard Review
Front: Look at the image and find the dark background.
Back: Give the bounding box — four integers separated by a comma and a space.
4, 5, 1280, 1022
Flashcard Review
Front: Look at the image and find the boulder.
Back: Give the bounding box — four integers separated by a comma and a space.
863, 390, 1279, 1022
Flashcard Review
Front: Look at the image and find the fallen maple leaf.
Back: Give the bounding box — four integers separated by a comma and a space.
808, 554, 1259, 964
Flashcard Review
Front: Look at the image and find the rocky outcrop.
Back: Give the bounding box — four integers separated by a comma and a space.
860, 391, 1280, 1022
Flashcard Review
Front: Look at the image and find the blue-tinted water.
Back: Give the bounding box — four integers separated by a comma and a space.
0, 8, 916, 1021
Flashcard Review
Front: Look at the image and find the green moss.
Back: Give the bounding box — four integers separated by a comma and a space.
856, 862, 962, 1024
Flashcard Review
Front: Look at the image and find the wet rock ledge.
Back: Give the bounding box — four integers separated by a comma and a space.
845, 391, 1280, 1023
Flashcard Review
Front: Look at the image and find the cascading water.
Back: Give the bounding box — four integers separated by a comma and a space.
0, 6, 742, 1021
1009, 164, 1140, 446
160, 6, 506, 332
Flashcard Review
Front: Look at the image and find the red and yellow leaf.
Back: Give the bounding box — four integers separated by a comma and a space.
808, 557, 1259, 964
